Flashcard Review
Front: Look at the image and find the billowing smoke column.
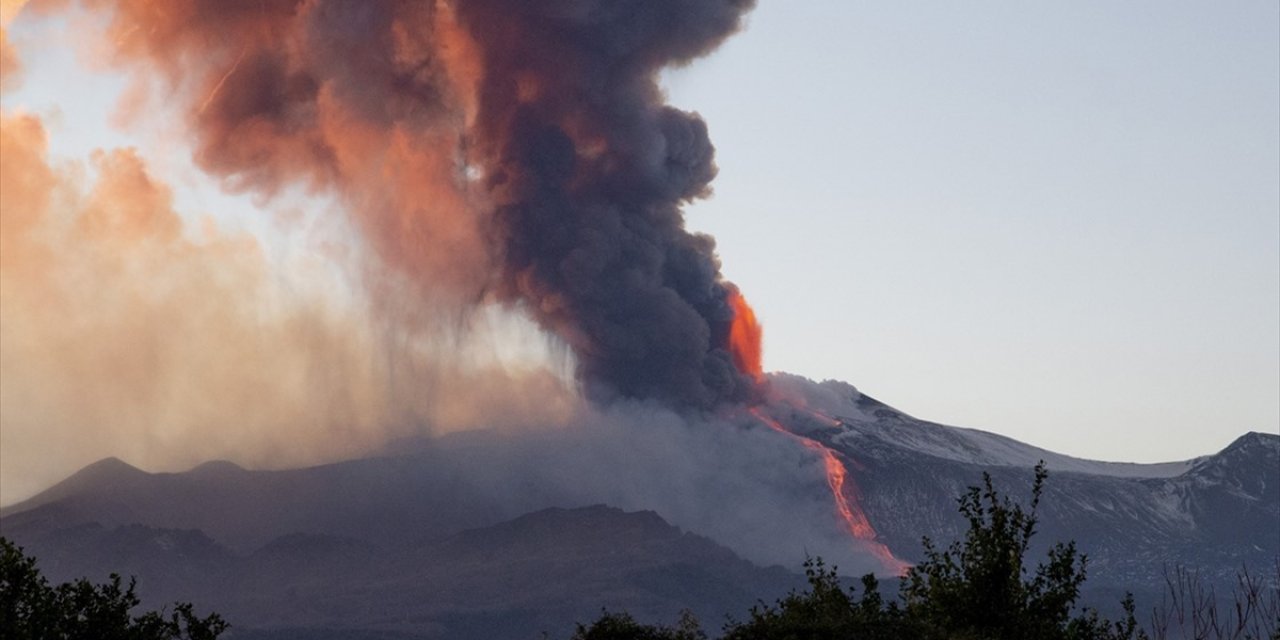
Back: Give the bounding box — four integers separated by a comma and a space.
77, 0, 760, 410
457, 0, 759, 408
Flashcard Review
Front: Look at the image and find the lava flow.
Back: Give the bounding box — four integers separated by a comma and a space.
750, 407, 910, 576
728, 291, 910, 576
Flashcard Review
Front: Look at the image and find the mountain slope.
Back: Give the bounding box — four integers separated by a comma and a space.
2, 445, 512, 552
2, 374, 1274, 633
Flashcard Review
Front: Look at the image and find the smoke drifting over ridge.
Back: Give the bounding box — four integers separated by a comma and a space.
0, 105, 577, 503
65, 0, 760, 408
1, 1, 582, 504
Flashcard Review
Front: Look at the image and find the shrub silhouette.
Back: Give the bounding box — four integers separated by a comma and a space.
897, 463, 1143, 640
571, 610, 706, 640
0, 537, 227, 639
720, 559, 912, 640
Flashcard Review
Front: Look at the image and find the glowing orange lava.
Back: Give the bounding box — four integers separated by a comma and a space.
727, 286, 906, 575
751, 407, 911, 576
727, 288, 763, 380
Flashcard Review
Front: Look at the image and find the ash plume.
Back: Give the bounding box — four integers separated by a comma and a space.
456, 0, 758, 407
0, 107, 575, 504
69, 0, 760, 409
2, 2, 581, 502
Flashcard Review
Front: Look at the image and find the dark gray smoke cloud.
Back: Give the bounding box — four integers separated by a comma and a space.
456, 0, 759, 408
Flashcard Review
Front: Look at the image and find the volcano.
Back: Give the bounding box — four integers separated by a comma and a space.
1, 1, 1275, 637
3, 374, 1274, 639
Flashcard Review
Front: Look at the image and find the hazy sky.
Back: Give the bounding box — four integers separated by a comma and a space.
665, 1, 1279, 461
2, 0, 1277, 487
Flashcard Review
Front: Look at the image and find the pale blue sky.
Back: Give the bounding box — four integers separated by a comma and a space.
666, 1, 1279, 461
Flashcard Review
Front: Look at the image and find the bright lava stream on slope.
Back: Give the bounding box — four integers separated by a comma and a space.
728, 290, 909, 576
749, 407, 911, 576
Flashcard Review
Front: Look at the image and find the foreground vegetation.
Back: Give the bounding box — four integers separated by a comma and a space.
0, 537, 227, 639
573, 464, 1280, 640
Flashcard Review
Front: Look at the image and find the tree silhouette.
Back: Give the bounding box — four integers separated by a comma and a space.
0, 537, 227, 639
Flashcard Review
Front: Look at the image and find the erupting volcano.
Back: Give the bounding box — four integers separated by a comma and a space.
3, 3, 1274, 637
1, 0, 909, 577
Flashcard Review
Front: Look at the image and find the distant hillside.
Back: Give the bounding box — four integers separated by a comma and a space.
2, 504, 800, 640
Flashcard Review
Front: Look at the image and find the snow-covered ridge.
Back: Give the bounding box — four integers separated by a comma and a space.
770, 374, 1202, 478
875, 422, 1201, 478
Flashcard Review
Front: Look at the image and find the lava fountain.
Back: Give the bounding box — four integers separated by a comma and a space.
726, 286, 763, 382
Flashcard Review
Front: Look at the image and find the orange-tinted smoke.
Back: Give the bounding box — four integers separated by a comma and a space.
0, 0, 27, 92
728, 287, 763, 381
0, 104, 577, 505
68, 0, 495, 314
56, 0, 762, 408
